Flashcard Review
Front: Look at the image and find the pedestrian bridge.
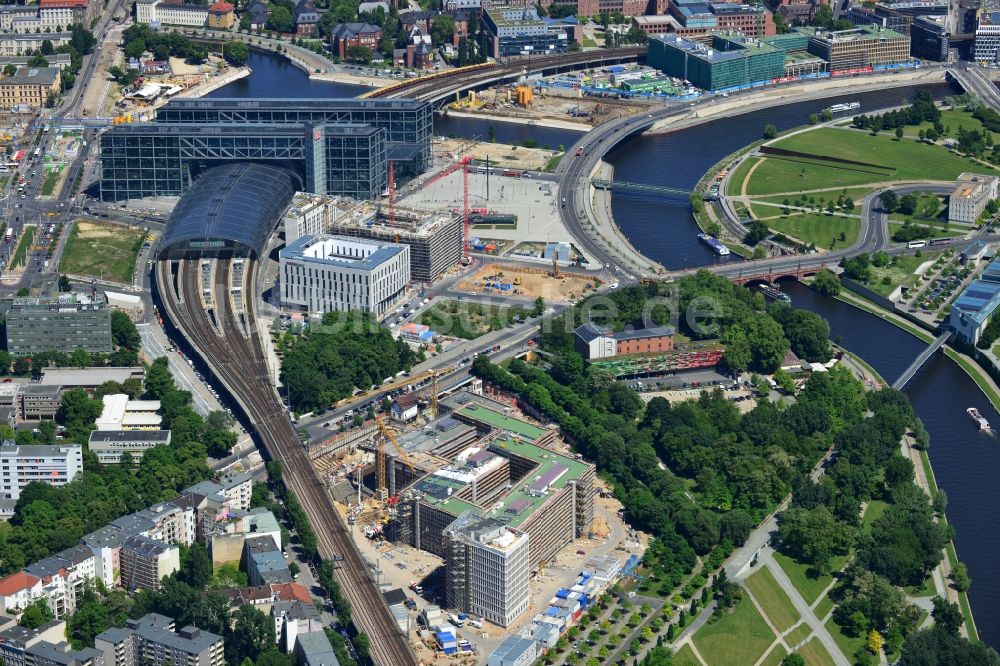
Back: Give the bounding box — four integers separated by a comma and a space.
591, 179, 693, 199
892, 330, 952, 390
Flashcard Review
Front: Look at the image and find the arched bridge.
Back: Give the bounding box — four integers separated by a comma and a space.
727, 263, 829, 285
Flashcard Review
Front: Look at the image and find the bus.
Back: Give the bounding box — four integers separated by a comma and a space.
929, 237, 953, 246
907, 240, 927, 249
32, 148, 40, 159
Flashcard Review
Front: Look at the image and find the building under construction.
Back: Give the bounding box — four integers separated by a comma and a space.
386, 393, 595, 575
329, 206, 462, 282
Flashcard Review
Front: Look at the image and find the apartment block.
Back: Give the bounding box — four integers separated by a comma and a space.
119, 535, 180, 591
0, 443, 83, 503
95, 614, 224, 666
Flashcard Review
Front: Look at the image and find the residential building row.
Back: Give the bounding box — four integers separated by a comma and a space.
0, 0, 97, 35
0, 471, 254, 619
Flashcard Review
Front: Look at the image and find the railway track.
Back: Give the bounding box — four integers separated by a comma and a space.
382, 47, 645, 102
157, 258, 417, 666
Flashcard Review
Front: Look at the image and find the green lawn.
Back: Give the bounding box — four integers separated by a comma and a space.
58, 220, 146, 284
861, 499, 889, 533
772, 552, 834, 606
727, 156, 760, 196
813, 594, 834, 621
745, 567, 801, 632
40, 168, 60, 196
416, 299, 535, 339
887, 221, 967, 242
865, 252, 941, 297
673, 643, 702, 666
825, 616, 866, 661
9, 226, 34, 269
905, 572, 936, 598
797, 637, 838, 666
765, 212, 860, 249
753, 186, 870, 213
744, 128, 990, 195
760, 644, 788, 666
890, 192, 948, 225
692, 598, 776, 665
785, 622, 813, 648
905, 107, 999, 141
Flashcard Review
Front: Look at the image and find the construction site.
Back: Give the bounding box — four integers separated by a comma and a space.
444, 78, 661, 128
308, 388, 639, 659
457, 263, 598, 303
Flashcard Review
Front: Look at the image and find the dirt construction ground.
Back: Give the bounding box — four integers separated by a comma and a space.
457, 264, 598, 303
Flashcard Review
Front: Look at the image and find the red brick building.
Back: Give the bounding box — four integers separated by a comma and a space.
574, 322, 675, 360
329, 22, 383, 58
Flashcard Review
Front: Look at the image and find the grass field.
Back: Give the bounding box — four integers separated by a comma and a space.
887, 221, 967, 242
728, 157, 760, 196
9, 226, 33, 269
865, 252, 940, 296
772, 552, 834, 606
825, 616, 866, 660
905, 107, 999, 141
765, 212, 860, 249
673, 643, 702, 666
785, 622, 813, 648
741, 128, 989, 196
416, 299, 534, 339
58, 221, 146, 284
797, 637, 838, 666
40, 168, 60, 196
692, 598, 776, 665
813, 594, 834, 621
745, 567, 801, 632
754, 186, 870, 213
861, 499, 889, 533
760, 644, 788, 666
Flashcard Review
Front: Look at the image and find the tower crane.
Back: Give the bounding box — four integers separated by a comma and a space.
374, 415, 417, 521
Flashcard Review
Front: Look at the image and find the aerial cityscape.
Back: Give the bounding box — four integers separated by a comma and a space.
0, 0, 996, 663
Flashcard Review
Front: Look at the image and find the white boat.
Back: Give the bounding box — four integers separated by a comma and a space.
827, 102, 861, 114
967, 407, 991, 431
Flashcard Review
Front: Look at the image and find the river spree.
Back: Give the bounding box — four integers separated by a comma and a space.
208, 50, 367, 98
783, 281, 1000, 648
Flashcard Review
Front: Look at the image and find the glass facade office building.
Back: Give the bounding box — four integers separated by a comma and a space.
99, 98, 426, 201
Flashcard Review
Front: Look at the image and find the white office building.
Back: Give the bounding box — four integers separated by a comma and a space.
279, 234, 409, 316
136, 0, 207, 26
283, 192, 345, 245
0, 443, 83, 502
445, 512, 531, 627
949, 172, 999, 224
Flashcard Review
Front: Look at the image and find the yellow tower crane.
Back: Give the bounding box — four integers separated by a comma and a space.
374, 416, 417, 521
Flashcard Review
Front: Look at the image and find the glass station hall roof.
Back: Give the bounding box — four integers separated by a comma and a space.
160, 163, 299, 258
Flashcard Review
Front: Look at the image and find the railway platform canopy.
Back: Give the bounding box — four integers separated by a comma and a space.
159, 163, 299, 260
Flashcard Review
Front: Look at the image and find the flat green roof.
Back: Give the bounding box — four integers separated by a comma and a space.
414, 434, 592, 527
454, 404, 547, 441
484, 436, 591, 528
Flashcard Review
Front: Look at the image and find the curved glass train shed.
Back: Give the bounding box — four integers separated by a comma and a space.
159, 163, 300, 259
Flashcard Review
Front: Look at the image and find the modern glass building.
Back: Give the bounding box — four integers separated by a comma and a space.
99, 98, 428, 201
155, 97, 430, 176
648, 32, 784, 91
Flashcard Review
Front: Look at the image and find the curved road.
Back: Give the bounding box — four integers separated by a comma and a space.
555, 93, 1000, 283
